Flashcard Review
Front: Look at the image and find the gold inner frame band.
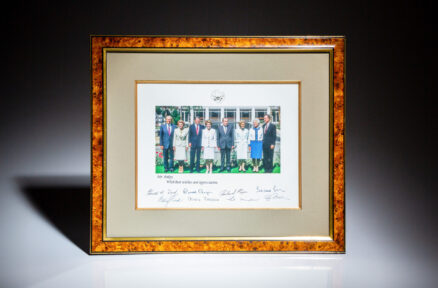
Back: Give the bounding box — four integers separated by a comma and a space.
102, 47, 334, 242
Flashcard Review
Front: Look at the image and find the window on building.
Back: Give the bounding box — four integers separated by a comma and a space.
271, 107, 280, 123
209, 108, 221, 129
239, 108, 252, 128
224, 108, 236, 123
209, 109, 220, 121
255, 109, 267, 123
240, 108, 251, 122
180, 106, 191, 122
193, 108, 205, 121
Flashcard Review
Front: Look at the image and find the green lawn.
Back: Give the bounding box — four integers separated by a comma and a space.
156, 164, 280, 174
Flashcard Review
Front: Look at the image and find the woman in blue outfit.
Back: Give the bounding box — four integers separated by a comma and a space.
248, 118, 263, 172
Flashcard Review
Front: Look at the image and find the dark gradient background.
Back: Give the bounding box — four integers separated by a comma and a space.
0, 1, 435, 287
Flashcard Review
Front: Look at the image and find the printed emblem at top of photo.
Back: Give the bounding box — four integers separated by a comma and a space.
211, 89, 225, 103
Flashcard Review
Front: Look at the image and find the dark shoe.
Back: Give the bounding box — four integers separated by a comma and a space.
170, 168, 174, 172
164, 169, 168, 173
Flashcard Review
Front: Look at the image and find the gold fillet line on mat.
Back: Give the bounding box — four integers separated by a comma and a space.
134, 80, 302, 211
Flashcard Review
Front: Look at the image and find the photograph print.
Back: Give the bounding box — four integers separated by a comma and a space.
155, 105, 281, 174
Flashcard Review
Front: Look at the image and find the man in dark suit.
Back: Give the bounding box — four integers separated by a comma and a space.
159, 115, 175, 172
262, 114, 277, 173
217, 118, 234, 172
188, 116, 204, 173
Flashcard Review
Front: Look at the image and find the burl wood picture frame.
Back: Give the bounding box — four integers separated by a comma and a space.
91, 35, 345, 254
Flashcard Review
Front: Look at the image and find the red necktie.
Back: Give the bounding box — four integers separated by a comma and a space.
264, 124, 268, 134
167, 125, 171, 136
196, 125, 199, 135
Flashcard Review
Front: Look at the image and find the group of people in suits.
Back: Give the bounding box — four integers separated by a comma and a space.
159, 114, 277, 173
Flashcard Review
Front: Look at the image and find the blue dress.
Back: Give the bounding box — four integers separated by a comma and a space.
250, 127, 263, 159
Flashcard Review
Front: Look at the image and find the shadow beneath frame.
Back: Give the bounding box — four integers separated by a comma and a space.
16, 176, 90, 254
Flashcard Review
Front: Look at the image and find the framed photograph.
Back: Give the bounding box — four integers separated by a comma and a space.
91, 36, 345, 253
